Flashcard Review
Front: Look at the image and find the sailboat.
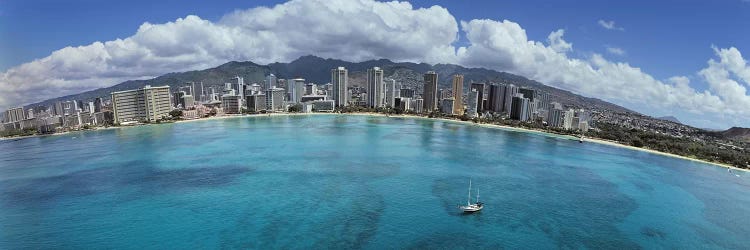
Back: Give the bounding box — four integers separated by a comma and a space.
459, 179, 483, 213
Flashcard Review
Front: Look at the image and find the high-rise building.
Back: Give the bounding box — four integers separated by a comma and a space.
266, 74, 277, 91
488, 84, 507, 112
222, 95, 242, 114
174, 91, 187, 109
93, 98, 103, 113
53, 101, 64, 116
287, 78, 306, 103
182, 95, 195, 109
266, 88, 286, 112
423, 71, 438, 112
510, 94, 530, 121
452, 75, 464, 115
547, 102, 564, 128
412, 99, 424, 113
3, 107, 25, 123
563, 109, 576, 130
466, 89, 479, 118
88, 102, 95, 114
331, 67, 348, 107
470, 83, 485, 112
246, 94, 267, 112
232, 77, 245, 100
503, 84, 519, 114
111, 85, 172, 123
366, 67, 384, 108
384, 79, 396, 108
538, 92, 551, 111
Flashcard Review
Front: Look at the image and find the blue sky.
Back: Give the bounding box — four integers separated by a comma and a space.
3, 0, 748, 81
1, 0, 749, 128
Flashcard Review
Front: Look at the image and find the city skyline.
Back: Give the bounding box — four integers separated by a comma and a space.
1, 0, 749, 129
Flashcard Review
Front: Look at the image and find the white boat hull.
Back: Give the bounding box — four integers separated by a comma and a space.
460, 203, 483, 213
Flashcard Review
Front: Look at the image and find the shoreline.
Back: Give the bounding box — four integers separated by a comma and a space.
2, 112, 746, 172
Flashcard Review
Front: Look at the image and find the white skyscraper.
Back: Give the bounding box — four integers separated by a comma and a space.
366, 67, 384, 108
289, 78, 306, 103
331, 67, 348, 107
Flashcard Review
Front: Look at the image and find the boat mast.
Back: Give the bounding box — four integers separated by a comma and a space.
467, 179, 472, 206
476, 188, 480, 203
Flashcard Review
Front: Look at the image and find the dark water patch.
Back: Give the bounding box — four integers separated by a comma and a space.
0, 161, 253, 209
405, 231, 504, 249
226, 174, 385, 249
641, 226, 666, 239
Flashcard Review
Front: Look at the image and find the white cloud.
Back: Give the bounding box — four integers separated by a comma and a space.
606, 46, 626, 56
0, 0, 457, 110
598, 19, 624, 31
454, 18, 737, 127
0, 0, 748, 128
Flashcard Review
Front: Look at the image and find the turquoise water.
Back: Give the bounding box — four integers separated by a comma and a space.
1, 115, 749, 249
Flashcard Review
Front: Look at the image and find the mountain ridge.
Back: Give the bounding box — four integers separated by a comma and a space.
26, 55, 635, 114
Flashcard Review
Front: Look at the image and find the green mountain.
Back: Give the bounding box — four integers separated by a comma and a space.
28, 55, 633, 113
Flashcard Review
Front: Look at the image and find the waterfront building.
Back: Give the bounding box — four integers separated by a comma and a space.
111, 85, 172, 123
470, 83, 485, 112
487, 84, 506, 113
452, 75, 464, 115
247, 94, 267, 112
440, 98, 455, 115
4, 107, 25, 123
547, 102, 564, 128
400, 88, 415, 98
412, 99, 424, 113
510, 95, 530, 121
266, 88, 286, 112
466, 89, 479, 118
288, 78, 306, 103
222, 95, 242, 114
399, 97, 412, 111
423, 71, 438, 112
331, 67, 349, 107
304, 100, 335, 112
503, 84, 519, 114
366, 67, 384, 108
563, 109, 576, 130
384, 79, 396, 108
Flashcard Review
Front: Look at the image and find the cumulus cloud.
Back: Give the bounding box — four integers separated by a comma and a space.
0, 0, 748, 128
598, 20, 624, 31
606, 46, 626, 56
454, 18, 738, 127
0, 0, 457, 110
